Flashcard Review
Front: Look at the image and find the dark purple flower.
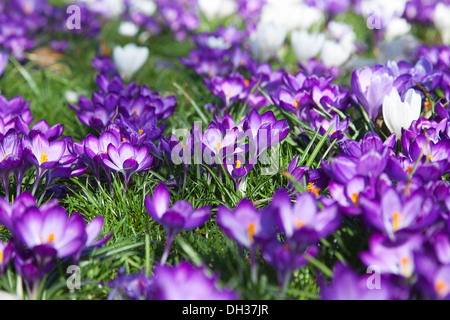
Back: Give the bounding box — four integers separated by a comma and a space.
0, 240, 14, 275
144, 182, 211, 265
151, 261, 238, 300
321, 262, 393, 300
107, 267, 153, 300
0, 129, 23, 198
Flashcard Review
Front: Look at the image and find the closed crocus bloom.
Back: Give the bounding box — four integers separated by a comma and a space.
291, 30, 325, 65
113, 43, 149, 79
434, 3, 450, 45
250, 21, 287, 62
383, 88, 422, 140
352, 66, 394, 120
320, 40, 351, 68
0, 52, 7, 77
198, 0, 237, 20
118, 21, 139, 37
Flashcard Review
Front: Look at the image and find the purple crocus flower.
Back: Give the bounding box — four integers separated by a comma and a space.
269, 190, 340, 245
0, 240, 14, 275
103, 141, 153, 188
241, 109, 289, 162
74, 130, 121, 183
22, 132, 66, 195
0, 52, 8, 77
258, 189, 339, 290
14, 200, 87, 260
0, 129, 23, 199
217, 198, 260, 249
321, 262, 393, 300
207, 74, 248, 109
285, 155, 309, 192
150, 261, 238, 300
0, 95, 33, 126
351, 65, 394, 120
144, 182, 211, 265
415, 249, 450, 300
202, 122, 239, 166
0, 191, 36, 230
360, 234, 423, 279
107, 267, 153, 300
359, 187, 438, 241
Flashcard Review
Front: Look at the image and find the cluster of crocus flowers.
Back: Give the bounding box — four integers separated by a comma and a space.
0, 0, 101, 63
218, 189, 340, 294
0, 96, 86, 198
163, 109, 289, 193
74, 124, 153, 190
0, 192, 110, 298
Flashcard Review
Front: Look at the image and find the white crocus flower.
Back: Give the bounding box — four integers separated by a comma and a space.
129, 0, 157, 16
320, 40, 351, 67
382, 88, 422, 139
82, 0, 125, 18
434, 3, 450, 45
250, 21, 287, 62
384, 18, 411, 41
291, 30, 325, 64
198, 0, 237, 20
113, 43, 149, 79
118, 21, 139, 37
260, 2, 323, 32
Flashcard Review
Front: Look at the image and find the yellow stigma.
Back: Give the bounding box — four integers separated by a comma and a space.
48, 233, 55, 243
216, 142, 222, 152
133, 110, 138, 115
41, 150, 48, 164
247, 222, 256, 243
393, 212, 401, 232
235, 160, 241, 168
183, 145, 188, 152
351, 193, 359, 206
227, 90, 232, 98
0, 251, 3, 264
122, 138, 126, 142
244, 79, 250, 87
435, 280, 447, 296
139, 129, 144, 135
401, 257, 409, 277
307, 182, 319, 196
428, 155, 434, 162
295, 219, 305, 229
294, 99, 300, 109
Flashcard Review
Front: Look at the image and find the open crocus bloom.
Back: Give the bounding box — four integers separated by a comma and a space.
383, 88, 422, 140
14, 200, 87, 259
